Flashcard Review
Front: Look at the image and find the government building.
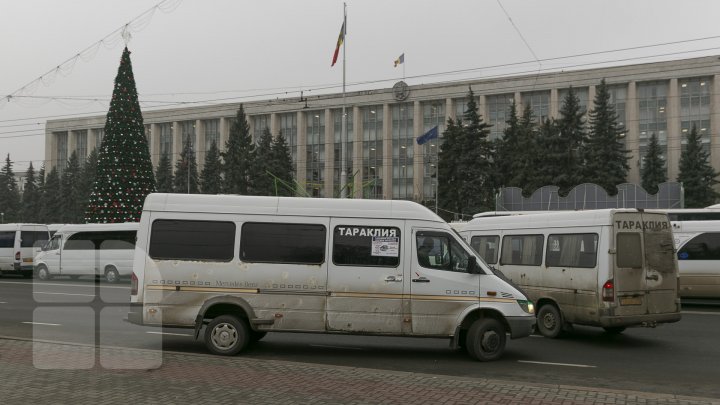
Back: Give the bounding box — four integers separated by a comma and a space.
44, 55, 720, 202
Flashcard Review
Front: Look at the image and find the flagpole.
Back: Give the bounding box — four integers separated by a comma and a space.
340, 3, 348, 199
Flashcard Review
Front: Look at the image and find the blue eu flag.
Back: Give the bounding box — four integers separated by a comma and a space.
416, 126, 439, 145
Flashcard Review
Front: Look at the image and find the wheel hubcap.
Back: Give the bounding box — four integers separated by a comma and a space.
543, 313, 556, 330
481, 330, 500, 352
211, 323, 238, 349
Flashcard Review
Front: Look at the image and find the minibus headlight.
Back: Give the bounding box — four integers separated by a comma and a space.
517, 300, 534, 314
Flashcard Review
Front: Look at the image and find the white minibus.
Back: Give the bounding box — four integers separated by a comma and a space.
672, 220, 720, 298
0, 224, 50, 278
458, 209, 681, 338
128, 193, 536, 361
34, 222, 139, 283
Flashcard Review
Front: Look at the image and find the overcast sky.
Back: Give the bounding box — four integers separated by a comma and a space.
3, 0, 720, 173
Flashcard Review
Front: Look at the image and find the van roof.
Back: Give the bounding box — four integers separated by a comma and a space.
466, 208, 667, 230
143, 193, 445, 223
55, 222, 140, 234
0, 224, 48, 231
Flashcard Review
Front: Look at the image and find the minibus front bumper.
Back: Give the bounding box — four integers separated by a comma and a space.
507, 315, 536, 339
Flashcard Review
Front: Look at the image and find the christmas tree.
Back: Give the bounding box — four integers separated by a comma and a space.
85, 47, 155, 223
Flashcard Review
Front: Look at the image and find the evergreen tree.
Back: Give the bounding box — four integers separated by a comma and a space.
554, 87, 586, 194
0, 154, 21, 223
200, 140, 223, 194
496, 103, 538, 193
583, 79, 629, 194
155, 154, 174, 193
251, 128, 275, 196
86, 47, 155, 223
678, 125, 719, 207
61, 152, 84, 223
269, 131, 295, 196
437, 118, 464, 220
641, 133, 667, 194
41, 168, 62, 224
173, 136, 199, 194
494, 101, 520, 189
531, 117, 561, 194
21, 163, 40, 223
36, 165, 47, 223
223, 104, 255, 194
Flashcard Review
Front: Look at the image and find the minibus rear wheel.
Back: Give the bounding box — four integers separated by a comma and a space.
205, 315, 250, 356
537, 304, 563, 338
105, 267, 120, 283
465, 318, 506, 361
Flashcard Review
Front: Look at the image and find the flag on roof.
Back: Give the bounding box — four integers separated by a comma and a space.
394, 53, 405, 67
331, 20, 345, 67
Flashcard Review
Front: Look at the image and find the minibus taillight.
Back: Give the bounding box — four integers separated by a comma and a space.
14, 251, 20, 261
602, 279, 615, 302
130, 272, 138, 296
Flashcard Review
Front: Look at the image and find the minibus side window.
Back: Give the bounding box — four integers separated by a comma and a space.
546, 233, 598, 268
45, 235, 61, 251
616, 233, 642, 268
470, 235, 499, 264
678, 232, 720, 260
333, 226, 400, 267
20, 231, 49, 248
500, 235, 543, 266
0, 231, 16, 248
241, 222, 325, 265
150, 220, 235, 261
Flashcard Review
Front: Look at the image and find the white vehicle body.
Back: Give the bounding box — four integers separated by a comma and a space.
458, 209, 681, 337
34, 222, 138, 283
672, 220, 720, 298
0, 224, 50, 277
128, 193, 536, 361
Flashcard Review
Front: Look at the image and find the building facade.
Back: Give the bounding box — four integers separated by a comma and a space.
45, 56, 720, 201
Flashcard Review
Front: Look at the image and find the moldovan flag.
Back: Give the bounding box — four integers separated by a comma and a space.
394, 53, 405, 67
331, 20, 345, 67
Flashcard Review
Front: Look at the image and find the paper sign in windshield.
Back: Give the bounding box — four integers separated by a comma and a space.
372, 237, 399, 257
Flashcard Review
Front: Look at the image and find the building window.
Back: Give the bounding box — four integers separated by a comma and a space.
204, 119, 220, 155
362, 106, 383, 199
522, 91, 550, 122
557, 87, 589, 116
487, 94, 514, 141
94, 128, 105, 151
679, 77, 711, 153
159, 123, 173, 159
306, 111, 325, 197
333, 109, 354, 197
392, 103, 414, 200
149, 220, 236, 261
608, 85, 628, 140
55, 131, 68, 172
638, 81, 668, 168
279, 113, 298, 174
75, 130, 88, 165
253, 114, 270, 143
240, 222, 326, 264
422, 101, 445, 201
180, 121, 195, 150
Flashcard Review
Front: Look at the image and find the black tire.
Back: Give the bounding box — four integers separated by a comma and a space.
105, 267, 120, 284
36, 265, 51, 281
603, 326, 626, 334
465, 318, 507, 361
537, 304, 563, 338
249, 330, 267, 343
22, 272, 33, 279
204, 315, 250, 356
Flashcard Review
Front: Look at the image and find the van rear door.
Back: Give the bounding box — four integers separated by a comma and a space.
613, 212, 678, 316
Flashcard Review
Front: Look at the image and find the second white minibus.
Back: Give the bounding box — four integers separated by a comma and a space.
672, 220, 720, 298
0, 224, 50, 278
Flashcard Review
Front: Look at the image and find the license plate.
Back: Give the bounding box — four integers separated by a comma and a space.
620, 296, 642, 306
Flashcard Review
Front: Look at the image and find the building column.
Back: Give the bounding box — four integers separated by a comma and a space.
383, 104, 392, 200
68, 130, 77, 161
588, 85, 597, 108
477, 94, 487, 121
219, 117, 229, 153
626, 81, 640, 184
667, 78, 681, 182
514, 92, 522, 109
150, 124, 160, 168
297, 111, 307, 194
324, 109, 334, 198
172, 121, 181, 167
45, 130, 56, 172
270, 113, 280, 139
712, 75, 720, 177
413, 100, 423, 202
353, 106, 363, 199
88, 129, 97, 154
196, 119, 206, 170
550, 88, 559, 119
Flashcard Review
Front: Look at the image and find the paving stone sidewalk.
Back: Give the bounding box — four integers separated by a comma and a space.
0, 338, 718, 405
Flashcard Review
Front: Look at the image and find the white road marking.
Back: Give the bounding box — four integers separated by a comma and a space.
33, 291, 96, 297
0, 302, 7, 304
682, 310, 720, 316
146, 331, 192, 337
518, 360, 596, 368
310, 344, 364, 351
22, 322, 61, 326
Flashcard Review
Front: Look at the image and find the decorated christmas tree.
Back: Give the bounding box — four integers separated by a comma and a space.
85, 47, 155, 223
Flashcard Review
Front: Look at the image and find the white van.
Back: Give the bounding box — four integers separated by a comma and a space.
34, 222, 139, 283
458, 209, 681, 338
672, 220, 720, 298
0, 224, 50, 278
128, 193, 536, 361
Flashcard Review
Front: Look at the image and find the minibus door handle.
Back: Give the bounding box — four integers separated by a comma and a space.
646, 274, 659, 281
412, 277, 430, 283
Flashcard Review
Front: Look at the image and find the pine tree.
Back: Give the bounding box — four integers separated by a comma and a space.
269, 131, 295, 196
41, 168, 62, 224
583, 79, 629, 195
155, 154, 174, 193
223, 104, 255, 195
200, 140, 223, 194
76, 149, 99, 222
0, 154, 21, 223
85, 47, 155, 223
554, 87, 586, 194
173, 135, 199, 194
21, 163, 40, 223
252, 128, 275, 196
494, 101, 520, 189
678, 125, 719, 207
61, 152, 84, 223
36, 165, 47, 223
641, 133, 667, 194
437, 118, 464, 220
530, 117, 560, 194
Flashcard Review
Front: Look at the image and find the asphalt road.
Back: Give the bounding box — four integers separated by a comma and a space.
2, 276, 719, 399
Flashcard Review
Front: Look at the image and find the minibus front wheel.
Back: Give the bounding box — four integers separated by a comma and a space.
465, 318, 506, 361
36, 265, 51, 281
204, 315, 250, 356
